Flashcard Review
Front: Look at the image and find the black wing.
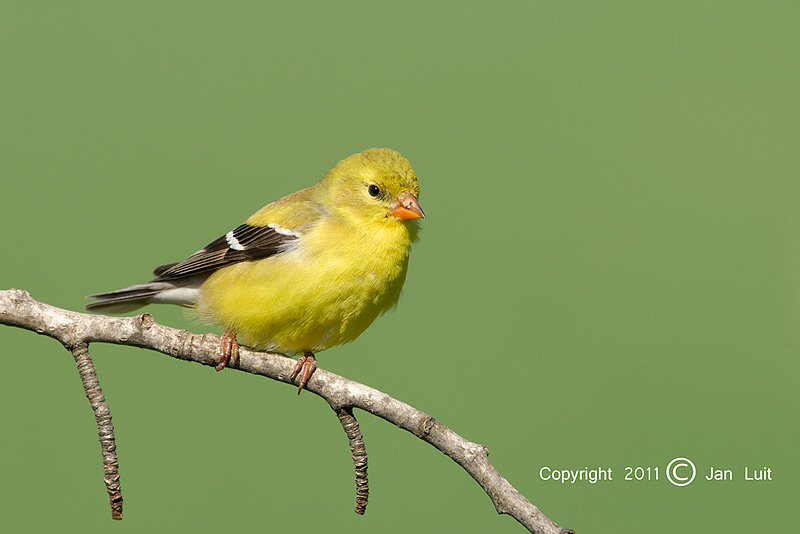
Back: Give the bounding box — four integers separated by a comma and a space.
153, 223, 299, 280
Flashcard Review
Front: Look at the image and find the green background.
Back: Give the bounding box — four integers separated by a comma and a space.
2, 2, 798, 533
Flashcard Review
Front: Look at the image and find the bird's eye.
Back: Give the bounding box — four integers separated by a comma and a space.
367, 184, 381, 197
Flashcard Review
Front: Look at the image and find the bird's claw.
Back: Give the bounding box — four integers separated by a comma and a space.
216, 329, 239, 371
290, 352, 317, 394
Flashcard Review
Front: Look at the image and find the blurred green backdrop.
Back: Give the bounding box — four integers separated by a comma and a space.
2, 2, 798, 533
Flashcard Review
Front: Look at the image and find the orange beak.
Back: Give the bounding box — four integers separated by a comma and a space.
392, 193, 425, 220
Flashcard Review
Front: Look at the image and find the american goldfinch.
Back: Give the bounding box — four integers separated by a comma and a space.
86, 148, 424, 392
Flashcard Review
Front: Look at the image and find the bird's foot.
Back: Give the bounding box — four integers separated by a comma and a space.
216, 329, 239, 371
290, 352, 317, 394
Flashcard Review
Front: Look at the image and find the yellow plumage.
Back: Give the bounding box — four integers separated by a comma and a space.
199, 149, 421, 353
86, 148, 424, 391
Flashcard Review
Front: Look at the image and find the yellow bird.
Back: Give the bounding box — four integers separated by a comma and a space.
86, 148, 424, 392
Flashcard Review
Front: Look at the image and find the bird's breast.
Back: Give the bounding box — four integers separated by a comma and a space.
197, 217, 414, 353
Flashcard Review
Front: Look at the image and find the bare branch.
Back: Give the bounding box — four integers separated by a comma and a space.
335, 407, 369, 515
71, 343, 123, 520
0, 289, 573, 534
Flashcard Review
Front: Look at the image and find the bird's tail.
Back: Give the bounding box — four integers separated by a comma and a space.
85, 281, 201, 314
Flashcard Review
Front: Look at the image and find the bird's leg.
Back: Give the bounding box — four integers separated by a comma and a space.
290, 352, 317, 394
216, 328, 239, 371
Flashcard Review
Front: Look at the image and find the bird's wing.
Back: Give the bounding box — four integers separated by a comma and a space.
153, 222, 301, 280
153, 190, 325, 281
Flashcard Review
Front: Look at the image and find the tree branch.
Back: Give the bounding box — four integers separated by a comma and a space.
71, 343, 124, 520
335, 407, 369, 515
0, 289, 573, 534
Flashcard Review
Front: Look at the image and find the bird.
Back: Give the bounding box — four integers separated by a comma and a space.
86, 148, 424, 393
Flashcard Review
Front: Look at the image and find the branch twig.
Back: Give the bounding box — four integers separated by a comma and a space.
0, 289, 573, 534
335, 407, 369, 514
71, 343, 123, 520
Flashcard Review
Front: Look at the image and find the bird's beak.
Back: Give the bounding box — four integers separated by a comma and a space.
392, 193, 425, 220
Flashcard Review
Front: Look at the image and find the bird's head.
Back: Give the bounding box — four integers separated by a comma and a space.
320, 148, 425, 227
